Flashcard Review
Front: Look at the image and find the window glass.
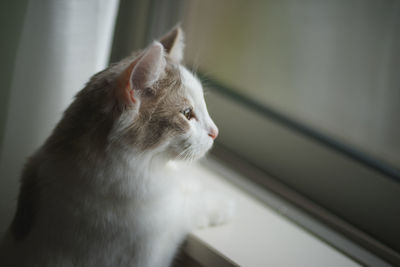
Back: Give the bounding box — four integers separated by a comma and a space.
182, 0, 400, 169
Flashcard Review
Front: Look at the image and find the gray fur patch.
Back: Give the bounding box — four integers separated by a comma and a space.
11, 160, 38, 241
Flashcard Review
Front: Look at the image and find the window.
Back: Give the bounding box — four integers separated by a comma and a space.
111, 1, 400, 265
183, 1, 400, 169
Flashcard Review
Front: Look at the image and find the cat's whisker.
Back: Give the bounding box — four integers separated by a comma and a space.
178, 144, 193, 161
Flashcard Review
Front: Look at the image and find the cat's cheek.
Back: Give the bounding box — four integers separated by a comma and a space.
166, 133, 191, 160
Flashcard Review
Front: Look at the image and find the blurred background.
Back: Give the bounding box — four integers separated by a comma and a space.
182, 1, 400, 167
1, 0, 399, 264
0, 0, 119, 236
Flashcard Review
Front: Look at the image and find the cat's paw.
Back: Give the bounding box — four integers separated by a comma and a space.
196, 192, 235, 228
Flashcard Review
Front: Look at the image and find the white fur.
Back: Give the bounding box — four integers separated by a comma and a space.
0, 64, 232, 267
168, 66, 218, 162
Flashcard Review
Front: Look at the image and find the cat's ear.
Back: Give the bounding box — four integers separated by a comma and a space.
130, 41, 166, 90
118, 42, 166, 106
160, 26, 184, 63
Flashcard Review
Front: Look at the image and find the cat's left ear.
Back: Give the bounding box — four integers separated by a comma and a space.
117, 42, 166, 106
160, 26, 185, 63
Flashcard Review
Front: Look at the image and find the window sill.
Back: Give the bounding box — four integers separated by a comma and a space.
176, 160, 372, 267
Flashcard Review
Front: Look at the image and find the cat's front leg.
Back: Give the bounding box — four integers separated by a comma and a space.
195, 191, 235, 228
179, 177, 235, 230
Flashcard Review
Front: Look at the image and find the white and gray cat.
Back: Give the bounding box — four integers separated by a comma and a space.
0, 27, 233, 267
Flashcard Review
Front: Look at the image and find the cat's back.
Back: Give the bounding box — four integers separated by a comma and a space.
0, 153, 54, 266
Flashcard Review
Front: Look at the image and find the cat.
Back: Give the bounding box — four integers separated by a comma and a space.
0, 27, 233, 267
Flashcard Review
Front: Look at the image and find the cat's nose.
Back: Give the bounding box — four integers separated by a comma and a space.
208, 127, 218, 140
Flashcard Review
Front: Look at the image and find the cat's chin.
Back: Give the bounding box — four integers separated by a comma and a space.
171, 147, 210, 162
165, 139, 213, 162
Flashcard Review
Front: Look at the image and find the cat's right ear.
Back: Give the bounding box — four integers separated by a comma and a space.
160, 26, 184, 63
117, 42, 166, 107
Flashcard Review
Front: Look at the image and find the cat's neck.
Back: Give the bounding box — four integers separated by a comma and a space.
43, 126, 174, 200
87, 145, 173, 200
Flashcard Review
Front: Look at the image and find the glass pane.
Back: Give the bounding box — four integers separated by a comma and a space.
182, 0, 400, 169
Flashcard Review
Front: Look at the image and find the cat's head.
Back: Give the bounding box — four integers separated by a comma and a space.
105, 27, 218, 161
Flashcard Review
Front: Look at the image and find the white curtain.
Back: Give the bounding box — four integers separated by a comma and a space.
0, 0, 119, 234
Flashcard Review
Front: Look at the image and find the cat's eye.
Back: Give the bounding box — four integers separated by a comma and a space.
182, 107, 194, 120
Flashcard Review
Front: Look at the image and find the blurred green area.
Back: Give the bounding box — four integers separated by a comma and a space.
182, 0, 400, 168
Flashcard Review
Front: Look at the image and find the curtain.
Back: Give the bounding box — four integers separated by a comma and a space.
0, 0, 119, 234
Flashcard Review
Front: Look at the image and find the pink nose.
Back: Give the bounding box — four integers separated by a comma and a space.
208, 128, 218, 140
